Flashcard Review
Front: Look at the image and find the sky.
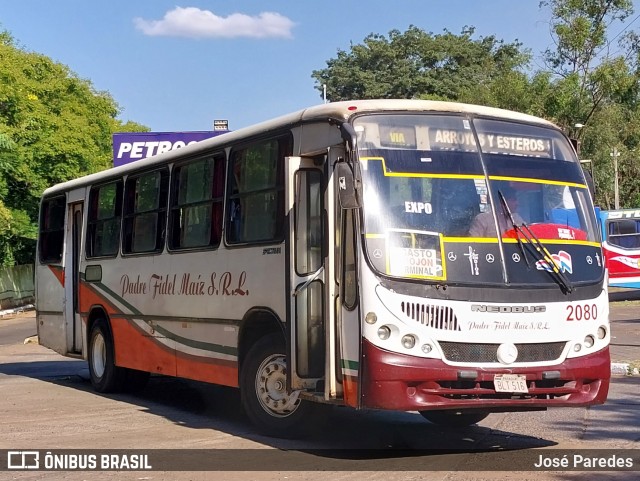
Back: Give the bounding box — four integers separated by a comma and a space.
0, 1, 638, 132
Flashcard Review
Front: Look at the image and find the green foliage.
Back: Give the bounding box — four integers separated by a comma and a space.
0, 30, 148, 266
312, 26, 530, 103
313, 1, 640, 209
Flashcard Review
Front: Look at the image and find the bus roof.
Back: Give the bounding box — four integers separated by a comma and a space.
42, 99, 559, 197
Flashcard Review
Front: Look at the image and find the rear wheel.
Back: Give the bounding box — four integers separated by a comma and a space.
88, 318, 126, 393
240, 333, 321, 437
419, 410, 489, 427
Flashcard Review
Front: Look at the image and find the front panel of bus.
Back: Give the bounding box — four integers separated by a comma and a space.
352, 113, 610, 412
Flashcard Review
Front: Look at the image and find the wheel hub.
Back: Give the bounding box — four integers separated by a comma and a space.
255, 354, 300, 418
91, 332, 106, 379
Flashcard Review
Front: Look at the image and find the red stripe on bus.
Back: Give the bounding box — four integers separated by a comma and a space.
48, 265, 65, 286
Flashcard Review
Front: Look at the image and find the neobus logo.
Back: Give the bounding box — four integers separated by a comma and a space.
471, 305, 546, 313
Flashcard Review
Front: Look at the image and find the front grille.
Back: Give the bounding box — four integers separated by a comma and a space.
400, 302, 460, 331
439, 341, 566, 363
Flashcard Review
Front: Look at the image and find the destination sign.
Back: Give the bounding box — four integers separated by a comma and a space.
374, 124, 553, 157
430, 129, 552, 157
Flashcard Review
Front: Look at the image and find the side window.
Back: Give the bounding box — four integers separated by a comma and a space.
169, 154, 225, 250
86, 181, 123, 258
342, 209, 358, 309
123, 169, 169, 254
608, 219, 640, 249
226, 136, 289, 244
39, 196, 66, 264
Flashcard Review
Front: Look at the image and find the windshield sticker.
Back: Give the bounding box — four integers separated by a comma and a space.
535, 250, 573, 274
464, 246, 480, 276
388, 247, 443, 277
405, 201, 432, 214
385, 230, 445, 279
558, 228, 576, 240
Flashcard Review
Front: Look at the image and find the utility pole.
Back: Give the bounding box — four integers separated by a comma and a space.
610, 147, 620, 209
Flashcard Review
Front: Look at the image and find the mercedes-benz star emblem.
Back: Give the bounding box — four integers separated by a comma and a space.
496, 343, 519, 364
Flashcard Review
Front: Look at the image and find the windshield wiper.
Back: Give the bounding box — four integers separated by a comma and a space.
497, 191, 530, 268
497, 190, 573, 294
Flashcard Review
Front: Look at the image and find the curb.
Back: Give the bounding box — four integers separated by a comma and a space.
0, 304, 35, 319
611, 362, 640, 376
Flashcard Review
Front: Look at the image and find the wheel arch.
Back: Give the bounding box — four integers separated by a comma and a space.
85, 305, 112, 358
237, 307, 285, 379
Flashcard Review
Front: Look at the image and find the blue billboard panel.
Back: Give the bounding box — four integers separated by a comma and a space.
113, 131, 228, 167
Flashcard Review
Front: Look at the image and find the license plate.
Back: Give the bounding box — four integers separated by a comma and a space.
494, 374, 528, 393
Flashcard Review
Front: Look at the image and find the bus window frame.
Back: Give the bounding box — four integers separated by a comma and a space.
167, 152, 226, 253
224, 134, 291, 248
85, 179, 124, 259
121, 166, 170, 256
38, 195, 67, 264
606, 218, 640, 250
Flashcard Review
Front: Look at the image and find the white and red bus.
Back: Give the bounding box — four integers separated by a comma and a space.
598, 208, 640, 288
36, 100, 610, 435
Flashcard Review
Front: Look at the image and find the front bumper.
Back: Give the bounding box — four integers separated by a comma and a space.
361, 338, 610, 411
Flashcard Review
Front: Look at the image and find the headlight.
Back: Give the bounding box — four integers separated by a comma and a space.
584, 335, 595, 348
401, 334, 416, 349
377, 325, 391, 340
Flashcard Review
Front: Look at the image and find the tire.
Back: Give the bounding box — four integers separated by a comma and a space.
88, 318, 126, 393
240, 333, 321, 437
419, 410, 489, 427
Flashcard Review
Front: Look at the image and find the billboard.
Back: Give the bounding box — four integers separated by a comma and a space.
113, 130, 229, 167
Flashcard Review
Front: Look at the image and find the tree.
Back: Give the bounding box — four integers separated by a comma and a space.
311, 26, 531, 103
540, 0, 640, 208
0, 30, 148, 265
312, 3, 640, 209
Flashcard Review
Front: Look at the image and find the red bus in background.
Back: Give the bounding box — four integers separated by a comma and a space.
598, 208, 640, 288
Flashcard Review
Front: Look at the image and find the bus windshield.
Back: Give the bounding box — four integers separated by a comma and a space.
355, 113, 601, 287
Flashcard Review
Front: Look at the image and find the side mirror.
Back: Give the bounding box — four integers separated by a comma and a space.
335, 161, 361, 209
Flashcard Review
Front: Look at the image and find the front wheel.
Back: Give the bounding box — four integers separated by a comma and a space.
88, 319, 126, 393
240, 333, 321, 437
419, 410, 489, 427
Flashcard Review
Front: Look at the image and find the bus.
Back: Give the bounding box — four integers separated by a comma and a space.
36, 99, 610, 436
598, 208, 640, 288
